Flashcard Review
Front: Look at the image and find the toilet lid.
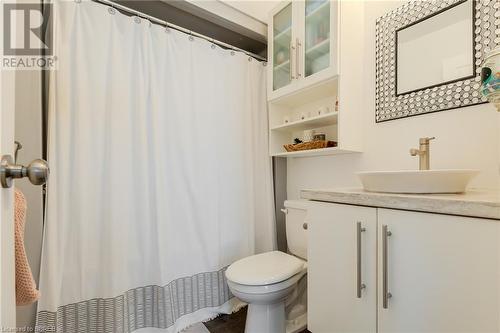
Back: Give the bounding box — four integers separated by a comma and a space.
226, 251, 306, 286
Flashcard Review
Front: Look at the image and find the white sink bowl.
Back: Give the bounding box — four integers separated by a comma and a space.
357, 170, 479, 194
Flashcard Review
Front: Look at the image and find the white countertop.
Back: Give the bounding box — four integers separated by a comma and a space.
300, 188, 500, 220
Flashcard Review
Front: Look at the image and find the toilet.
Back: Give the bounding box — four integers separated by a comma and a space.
225, 200, 308, 333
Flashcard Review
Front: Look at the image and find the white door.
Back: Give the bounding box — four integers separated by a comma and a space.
378, 209, 499, 333
0, 7, 17, 327
308, 202, 377, 333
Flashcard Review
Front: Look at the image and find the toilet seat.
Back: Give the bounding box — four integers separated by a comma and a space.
226, 251, 306, 286
227, 269, 307, 296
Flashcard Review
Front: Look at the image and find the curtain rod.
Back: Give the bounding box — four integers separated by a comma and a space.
90, 0, 268, 62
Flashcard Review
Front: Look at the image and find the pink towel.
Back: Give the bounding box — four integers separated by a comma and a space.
15, 189, 40, 306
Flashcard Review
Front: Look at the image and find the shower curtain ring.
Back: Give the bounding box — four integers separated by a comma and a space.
211, 39, 216, 49
189, 31, 194, 41
108, 3, 116, 15
165, 22, 170, 32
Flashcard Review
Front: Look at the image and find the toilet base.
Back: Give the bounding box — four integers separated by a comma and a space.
245, 301, 285, 333
226, 265, 307, 333
286, 312, 307, 333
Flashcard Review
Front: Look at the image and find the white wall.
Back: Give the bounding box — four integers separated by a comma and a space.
287, 0, 500, 199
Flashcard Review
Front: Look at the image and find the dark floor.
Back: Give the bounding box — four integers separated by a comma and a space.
203, 307, 310, 333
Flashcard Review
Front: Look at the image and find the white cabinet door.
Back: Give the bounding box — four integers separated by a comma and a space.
297, 0, 338, 86
268, 1, 296, 99
267, 0, 339, 101
308, 202, 377, 333
378, 209, 499, 333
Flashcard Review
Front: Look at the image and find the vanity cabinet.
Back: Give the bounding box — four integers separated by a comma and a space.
268, 0, 338, 101
308, 202, 500, 333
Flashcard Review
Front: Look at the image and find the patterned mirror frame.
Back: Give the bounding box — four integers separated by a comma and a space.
375, 0, 499, 122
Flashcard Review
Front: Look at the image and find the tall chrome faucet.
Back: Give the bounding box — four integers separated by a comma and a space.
410, 137, 435, 170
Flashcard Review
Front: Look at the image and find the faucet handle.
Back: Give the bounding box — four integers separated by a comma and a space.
419, 137, 436, 145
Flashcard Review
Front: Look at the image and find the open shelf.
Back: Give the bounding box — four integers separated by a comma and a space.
271, 111, 338, 132
268, 77, 339, 157
270, 76, 338, 106
272, 147, 357, 158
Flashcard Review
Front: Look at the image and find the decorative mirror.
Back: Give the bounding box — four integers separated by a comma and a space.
375, 0, 498, 122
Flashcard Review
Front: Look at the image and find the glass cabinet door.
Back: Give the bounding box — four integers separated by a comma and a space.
272, 4, 293, 91
304, 0, 330, 77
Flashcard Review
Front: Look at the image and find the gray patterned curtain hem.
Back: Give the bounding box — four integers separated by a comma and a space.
36, 267, 233, 333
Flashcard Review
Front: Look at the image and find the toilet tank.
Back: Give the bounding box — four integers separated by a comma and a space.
284, 200, 309, 260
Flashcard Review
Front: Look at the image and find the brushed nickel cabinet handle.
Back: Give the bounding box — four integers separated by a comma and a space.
382, 225, 392, 309
356, 221, 366, 298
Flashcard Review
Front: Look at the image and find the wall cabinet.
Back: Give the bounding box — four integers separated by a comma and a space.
268, 0, 338, 101
308, 202, 499, 333
267, 1, 364, 157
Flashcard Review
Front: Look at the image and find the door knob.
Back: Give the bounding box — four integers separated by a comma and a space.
0, 155, 50, 188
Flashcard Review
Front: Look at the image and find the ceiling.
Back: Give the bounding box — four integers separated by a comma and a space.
220, 0, 280, 23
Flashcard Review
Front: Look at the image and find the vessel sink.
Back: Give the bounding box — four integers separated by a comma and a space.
357, 169, 479, 194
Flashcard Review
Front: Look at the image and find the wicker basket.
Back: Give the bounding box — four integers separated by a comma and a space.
284, 140, 337, 152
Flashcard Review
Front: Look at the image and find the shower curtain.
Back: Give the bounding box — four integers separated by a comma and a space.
36, 1, 275, 332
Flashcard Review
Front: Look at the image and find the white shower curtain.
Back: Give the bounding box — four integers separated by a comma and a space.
36, 1, 275, 332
